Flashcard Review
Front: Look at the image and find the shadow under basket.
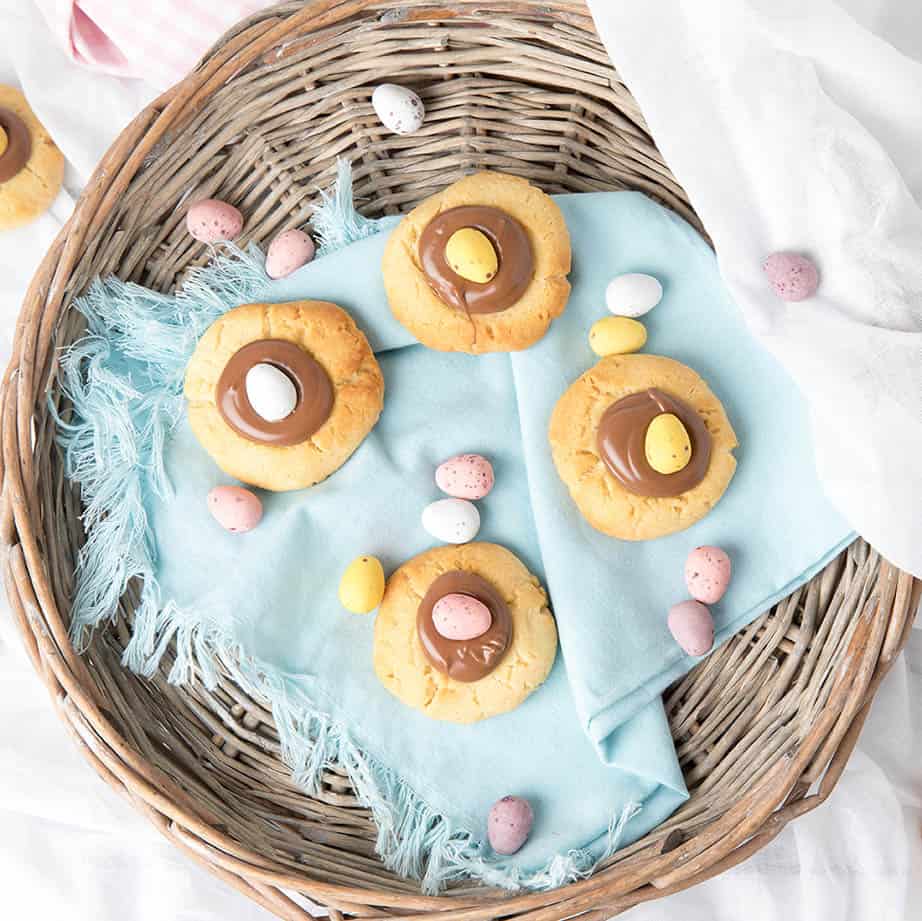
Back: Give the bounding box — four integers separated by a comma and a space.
1, 2, 919, 919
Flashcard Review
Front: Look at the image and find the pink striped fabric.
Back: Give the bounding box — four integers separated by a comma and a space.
33, 0, 274, 89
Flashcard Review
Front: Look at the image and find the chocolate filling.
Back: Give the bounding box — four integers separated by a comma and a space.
216, 339, 333, 447
597, 388, 712, 497
417, 571, 513, 682
0, 108, 32, 183
418, 205, 533, 314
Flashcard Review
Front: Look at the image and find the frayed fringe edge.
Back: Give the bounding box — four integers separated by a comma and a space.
53, 158, 642, 894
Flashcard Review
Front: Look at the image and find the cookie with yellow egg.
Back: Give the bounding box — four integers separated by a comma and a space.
549, 354, 738, 541
382, 171, 571, 353
0, 86, 64, 231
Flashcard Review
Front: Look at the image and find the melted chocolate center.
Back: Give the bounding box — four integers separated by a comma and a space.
597, 388, 712, 497
417, 571, 513, 682
418, 205, 533, 314
0, 108, 31, 183
216, 339, 333, 447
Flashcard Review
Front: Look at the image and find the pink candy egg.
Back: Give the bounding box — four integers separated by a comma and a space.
668, 601, 714, 657
186, 198, 244, 243
432, 593, 492, 641
435, 454, 495, 500
488, 796, 534, 856
207, 486, 262, 533
762, 252, 819, 302
684, 546, 732, 604
266, 228, 315, 279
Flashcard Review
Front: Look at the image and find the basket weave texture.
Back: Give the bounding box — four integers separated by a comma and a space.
1, 2, 919, 919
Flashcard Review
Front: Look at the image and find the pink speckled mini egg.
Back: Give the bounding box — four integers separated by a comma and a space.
435, 454, 495, 500
684, 546, 732, 604
667, 601, 714, 657
432, 593, 492, 641
186, 199, 244, 243
266, 228, 315, 279
207, 486, 262, 533
488, 796, 534, 856
762, 251, 819, 302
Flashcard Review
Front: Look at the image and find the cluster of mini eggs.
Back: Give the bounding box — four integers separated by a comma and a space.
589, 272, 662, 357
668, 545, 733, 656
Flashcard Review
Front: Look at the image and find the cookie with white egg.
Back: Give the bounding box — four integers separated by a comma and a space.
549, 354, 738, 541
382, 171, 571, 354
0, 85, 64, 231
184, 301, 383, 491
374, 543, 558, 724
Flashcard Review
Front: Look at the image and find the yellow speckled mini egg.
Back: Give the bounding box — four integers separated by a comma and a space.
338, 555, 386, 614
588, 316, 647, 356
644, 413, 692, 474
445, 227, 499, 283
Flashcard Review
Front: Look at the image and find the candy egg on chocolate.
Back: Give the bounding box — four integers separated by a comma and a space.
207, 486, 263, 533
588, 316, 647, 356
422, 498, 480, 544
645, 412, 692, 475
432, 593, 492, 640
435, 454, 494, 500
685, 546, 732, 604
245, 362, 298, 422
488, 796, 534, 856
339, 556, 386, 614
186, 198, 244, 243
372, 84, 424, 135
605, 273, 662, 317
266, 228, 315, 279
668, 600, 714, 657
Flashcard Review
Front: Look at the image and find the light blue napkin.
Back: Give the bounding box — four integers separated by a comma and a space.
58, 188, 852, 892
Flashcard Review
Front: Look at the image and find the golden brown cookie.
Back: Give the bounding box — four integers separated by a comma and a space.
184, 301, 383, 491
374, 543, 558, 723
382, 171, 571, 354
549, 354, 738, 541
0, 86, 64, 231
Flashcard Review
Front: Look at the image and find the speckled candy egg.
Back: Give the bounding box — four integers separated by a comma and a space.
685, 546, 732, 604
435, 454, 495, 500
186, 198, 244, 243
421, 498, 480, 544
207, 486, 262, 533
372, 84, 425, 135
762, 252, 819, 302
488, 796, 534, 856
432, 593, 492, 640
667, 601, 715, 657
266, 229, 315, 279
605, 273, 663, 317
338, 555, 386, 614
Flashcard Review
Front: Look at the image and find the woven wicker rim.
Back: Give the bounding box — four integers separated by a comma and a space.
1, 2, 919, 919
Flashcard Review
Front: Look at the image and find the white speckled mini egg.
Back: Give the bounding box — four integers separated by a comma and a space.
186, 198, 244, 243
685, 546, 732, 604
421, 498, 480, 544
208, 486, 262, 533
372, 83, 425, 135
667, 600, 714, 657
488, 796, 534, 856
435, 454, 494, 500
245, 363, 298, 422
266, 229, 315, 279
605, 273, 663, 317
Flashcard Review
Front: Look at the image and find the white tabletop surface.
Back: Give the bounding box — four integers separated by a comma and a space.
0, 3, 920, 919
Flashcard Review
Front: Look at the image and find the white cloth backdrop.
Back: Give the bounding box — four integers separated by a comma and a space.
0, 1, 919, 920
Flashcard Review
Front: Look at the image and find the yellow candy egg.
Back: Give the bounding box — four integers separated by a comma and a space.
588, 316, 647, 356
0, 127, 7, 159
338, 555, 386, 614
445, 227, 499, 284
645, 413, 692, 475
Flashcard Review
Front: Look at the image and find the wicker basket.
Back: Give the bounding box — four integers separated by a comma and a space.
2, 2, 919, 918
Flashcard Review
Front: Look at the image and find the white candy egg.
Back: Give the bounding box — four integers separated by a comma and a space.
372, 84, 425, 135
421, 499, 480, 545
605, 273, 663, 318
245, 363, 297, 422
